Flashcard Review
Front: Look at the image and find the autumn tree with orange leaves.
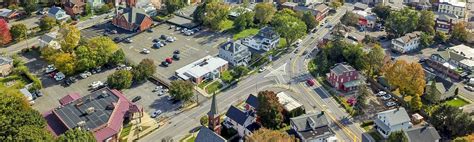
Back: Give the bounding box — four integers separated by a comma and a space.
382, 60, 426, 96
246, 128, 297, 142
0, 19, 12, 46
257, 90, 284, 130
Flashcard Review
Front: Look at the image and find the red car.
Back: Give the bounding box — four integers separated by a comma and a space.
165, 58, 173, 64
306, 79, 315, 86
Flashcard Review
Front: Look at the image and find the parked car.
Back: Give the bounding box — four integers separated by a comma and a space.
165, 58, 173, 64
54, 72, 65, 81
385, 101, 398, 107
32, 90, 43, 97
174, 50, 180, 54
166, 36, 176, 42
45, 65, 56, 73
80, 71, 92, 79
89, 81, 104, 88
173, 54, 180, 60
258, 67, 266, 73
142, 48, 150, 54
161, 61, 169, 67
153, 38, 160, 43
307, 79, 315, 86
381, 94, 392, 101
113, 37, 122, 42
153, 43, 163, 48
132, 96, 142, 102
153, 86, 163, 92
147, 28, 153, 32
150, 110, 162, 118
124, 38, 133, 43
376, 91, 386, 97
175, 26, 181, 31
160, 34, 167, 39
465, 85, 474, 92
110, 30, 118, 34
169, 25, 175, 29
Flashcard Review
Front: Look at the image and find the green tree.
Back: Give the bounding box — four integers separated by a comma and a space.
39, 17, 57, 31
302, 11, 317, 32
246, 128, 296, 141
418, 10, 435, 35
254, 3, 276, 25
382, 59, 426, 96
232, 65, 250, 78
329, 1, 342, 9
451, 22, 468, 42
0, 92, 49, 141
410, 94, 422, 111
424, 78, 441, 104
21, 0, 37, 16
434, 31, 448, 43
387, 131, 408, 142
59, 24, 81, 53
165, 0, 186, 14
87, 36, 118, 66
372, 4, 391, 20
109, 48, 126, 65
256, 90, 284, 129
430, 104, 474, 137
53, 53, 77, 75
169, 80, 194, 102
202, 2, 230, 31
85, 3, 92, 15
342, 44, 366, 70
57, 128, 96, 142
220, 70, 233, 83
385, 8, 419, 37
107, 70, 133, 90
341, 12, 359, 27
192, 3, 206, 23
234, 11, 255, 31
364, 44, 385, 76
420, 32, 434, 48
272, 14, 307, 47
132, 58, 156, 83
356, 85, 370, 115
9, 23, 27, 41
75, 45, 97, 71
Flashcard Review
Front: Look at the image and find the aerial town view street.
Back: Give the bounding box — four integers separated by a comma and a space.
0, 0, 473, 141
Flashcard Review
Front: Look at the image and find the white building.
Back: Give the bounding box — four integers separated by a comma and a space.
277, 92, 303, 112
290, 112, 337, 142
391, 31, 422, 53
374, 107, 412, 138
438, 0, 467, 18
175, 56, 228, 84
241, 27, 280, 52
38, 32, 61, 50
218, 40, 251, 67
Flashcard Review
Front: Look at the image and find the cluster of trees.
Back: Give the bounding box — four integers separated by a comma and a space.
271, 9, 307, 47
94, 4, 113, 15
193, 0, 231, 31
221, 66, 250, 83
341, 12, 359, 27
381, 60, 425, 111
429, 104, 474, 138
169, 80, 194, 102
256, 90, 285, 129
40, 24, 123, 75
165, 0, 186, 14
245, 128, 296, 141
0, 91, 96, 141
107, 58, 157, 90
39, 17, 58, 31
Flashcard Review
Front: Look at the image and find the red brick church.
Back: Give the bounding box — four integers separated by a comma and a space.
112, 0, 153, 32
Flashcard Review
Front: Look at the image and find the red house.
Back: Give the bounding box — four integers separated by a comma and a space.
62, 0, 85, 18
43, 87, 142, 142
112, 0, 153, 32
326, 63, 362, 92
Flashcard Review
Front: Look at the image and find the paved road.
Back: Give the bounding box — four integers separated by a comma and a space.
0, 14, 111, 55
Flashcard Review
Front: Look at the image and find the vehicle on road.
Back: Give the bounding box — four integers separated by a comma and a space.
307, 79, 315, 86
150, 110, 162, 118
258, 67, 266, 73
325, 24, 333, 28
113, 37, 121, 42
174, 50, 180, 54
385, 101, 398, 107
165, 58, 173, 64
147, 28, 153, 32
381, 94, 392, 101
89, 81, 104, 88
124, 38, 133, 43
132, 96, 142, 102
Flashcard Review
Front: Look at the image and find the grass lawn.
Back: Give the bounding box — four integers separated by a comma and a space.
0, 75, 28, 94
233, 28, 259, 40
368, 130, 383, 141
186, 136, 196, 142
120, 124, 132, 138
79, 14, 93, 21
198, 80, 211, 89
219, 20, 234, 32
205, 81, 223, 94
444, 97, 470, 107
278, 38, 287, 48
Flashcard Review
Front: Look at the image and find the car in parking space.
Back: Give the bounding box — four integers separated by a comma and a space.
132, 96, 142, 102
376, 91, 386, 97
173, 54, 180, 60
166, 36, 176, 42
465, 85, 474, 91
80, 71, 92, 79
153, 43, 163, 48
153, 38, 160, 43
113, 37, 122, 42
174, 50, 180, 54
175, 26, 181, 31
385, 101, 398, 107
147, 28, 153, 32
150, 110, 162, 118
381, 94, 392, 101
307, 79, 315, 86
90, 81, 104, 88
124, 38, 133, 43
54, 72, 65, 81
45, 64, 56, 73
165, 58, 173, 64
142, 48, 150, 54
169, 25, 175, 29
153, 86, 163, 92
161, 61, 169, 67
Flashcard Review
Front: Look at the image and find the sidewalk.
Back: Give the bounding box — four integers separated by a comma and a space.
123, 113, 162, 142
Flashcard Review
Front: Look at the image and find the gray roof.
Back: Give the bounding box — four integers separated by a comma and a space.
330, 63, 356, 75
354, 2, 369, 10
220, 40, 247, 53
433, 50, 467, 62
256, 27, 279, 41
426, 76, 457, 100
48, 7, 63, 15
195, 127, 227, 142
118, 7, 149, 28
39, 32, 58, 43
208, 93, 218, 117
281, 2, 298, 7
0, 56, 12, 65
404, 126, 440, 142
396, 31, 422, 43
376, 107, 411, 127
225, 106, 252, 126
290, 112, 333, 140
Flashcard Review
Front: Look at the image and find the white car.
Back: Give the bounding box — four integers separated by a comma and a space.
166, 37, 176, 42
90, 81, 104, 88
258, 67, 266, 73
45, 65, 56, 73
385, 101, 398, 107
376, 91, 386, 97
54, 72, 65, 81
153, 86, 163, 92
141, 48, 150, 54
150, 110, 162, 118
124, 38, 133, 43
381, 95, 392, 101
465, 85, 474, 92
80, 71, 92, 79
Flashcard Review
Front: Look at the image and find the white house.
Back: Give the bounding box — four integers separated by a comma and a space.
38, 32, 61, 50
374, 107, 412, 138
88, 0, 104, 8
218, 40, 251, 67
391, 31, 422, 53
438, 0, 467, 18
277, 92, 303, 112
290, 112, 337, 142
47, 7, 70, 21
224, 106, 260, 137
241, 27, 280, 52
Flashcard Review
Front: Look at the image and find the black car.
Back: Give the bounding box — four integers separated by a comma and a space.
132, 96, 142, 102
153, 38, 160, 43
147, 28, 153, 32
173, 54, 180, 60
113, 37, 122, 42
160, 34, 167, 39
173, 50, 180, 54
161, 61, 169, 67
34, 90, 43, 97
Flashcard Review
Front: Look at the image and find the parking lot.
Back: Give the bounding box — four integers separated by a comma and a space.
118, 23, 230, 82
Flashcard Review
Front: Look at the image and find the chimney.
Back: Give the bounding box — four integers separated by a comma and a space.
77, 121, 86, 127
86, 107, 95, 114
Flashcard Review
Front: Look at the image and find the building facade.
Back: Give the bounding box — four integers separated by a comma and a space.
241, 27, 280, 51
391, 31, 421, 53
438, 0, 467, 18
175, 56, 229, 84
374, 107, 412, 138
326, 63, 361, 92
218, 40, 251, 67
112, 0, 153, 32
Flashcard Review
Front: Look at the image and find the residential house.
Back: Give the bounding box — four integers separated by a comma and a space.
391, 31, 422, 53
374, 107, 412, 138
62, 0, 85, 18
326, 63, 362, 92
354, 2, 369, 11
0, 8, 19, 20
175, 55, 229, 84
244, 94, 258, 112
87, 0, 104, 8
195, 126, 227, 142
38, 32, 61, 50
0, 56, 13, 77
290, 112, 337, 142
47, 7, 70, 21
287, 3, 329, 21
277, 92, 304, 117
353, 10, 377, 29
218, 40, 251, 67
438, 0, 467, 18
292, 0, 322, 6
224, 106, 260, 138
112, 0, 153, 32
428, 44, 474, 79
43, 87, 142, 142
241, 27, 280, 51
404, 126, 441, 142
435, 13, 462, 33
424, 76, 457, 103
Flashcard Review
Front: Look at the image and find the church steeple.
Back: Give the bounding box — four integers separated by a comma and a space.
208, 93, 221, 134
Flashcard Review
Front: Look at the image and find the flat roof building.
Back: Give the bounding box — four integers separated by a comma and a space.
176, 55, 229, 84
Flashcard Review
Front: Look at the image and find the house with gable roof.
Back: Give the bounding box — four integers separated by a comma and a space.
241, 27, 280, 51
404, 126, 441, 142
374, 107, 412, 138
112, 0, 153, 32
218, 40, 251, 67
326, 63, 362, 92
290, 111, 337, 142
47, 7, 70, 21
391, 31, 422, 53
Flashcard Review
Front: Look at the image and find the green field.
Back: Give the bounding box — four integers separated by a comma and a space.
444, 97, 470, 107
233, 28, 259, 40
205, 81, 223, 94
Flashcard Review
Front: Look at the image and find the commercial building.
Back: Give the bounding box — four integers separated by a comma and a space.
175, 55, 228, 84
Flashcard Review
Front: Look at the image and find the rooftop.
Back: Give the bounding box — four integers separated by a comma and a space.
376, 107, 411, 126
225, 106, 254, 126
0, 56, 12, 66
394, 31, 422, 44
195, 127, 227, 142
426, 76, 457, 100
176, 55, 228, 79
404, 126, 441, 142
330, 63, 356, 75
245, 94, 259, 109
290, 112, 333, 140
439, 0, 466, 7
277, 92, 303, 112
449, 44, 474, 59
